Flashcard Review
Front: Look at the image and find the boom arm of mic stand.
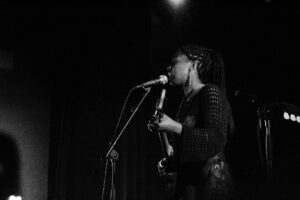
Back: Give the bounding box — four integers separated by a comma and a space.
105, 86, 151, 158
101, 86, 151, 200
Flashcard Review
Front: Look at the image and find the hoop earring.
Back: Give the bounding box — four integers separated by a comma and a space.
185, 68, 192, 86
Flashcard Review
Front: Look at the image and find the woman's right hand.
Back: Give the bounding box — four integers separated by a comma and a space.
157, 157, 168, 176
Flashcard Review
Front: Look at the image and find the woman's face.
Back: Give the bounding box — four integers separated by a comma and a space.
167, 53, 192, 86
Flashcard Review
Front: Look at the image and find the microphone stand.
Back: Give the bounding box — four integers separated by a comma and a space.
235, 90, 273, 177
101, 86, 151, 200
256, 102, 272, 177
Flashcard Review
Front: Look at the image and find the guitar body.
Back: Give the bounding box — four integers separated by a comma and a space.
156, 133, 177, 199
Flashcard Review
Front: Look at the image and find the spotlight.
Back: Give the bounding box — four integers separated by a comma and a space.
290, 114, 296, 121
283, 112, 290, 120
297, 116, 300, 123
168, 0, 186, 8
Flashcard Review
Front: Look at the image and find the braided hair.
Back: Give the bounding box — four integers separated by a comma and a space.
177, 45, 226, 95
177, 44, 235, 138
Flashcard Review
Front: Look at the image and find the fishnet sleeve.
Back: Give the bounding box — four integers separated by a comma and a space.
180, 85, 227, 162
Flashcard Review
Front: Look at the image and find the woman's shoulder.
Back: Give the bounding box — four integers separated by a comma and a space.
195, 84, 226, 104
190, 84, 223, 103
201, 84, 222, 94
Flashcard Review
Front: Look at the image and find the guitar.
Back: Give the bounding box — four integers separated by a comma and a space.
152, 89, 177, 198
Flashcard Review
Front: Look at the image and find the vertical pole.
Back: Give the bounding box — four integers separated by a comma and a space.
257, 108, 264, 170
265, 119, 272, 177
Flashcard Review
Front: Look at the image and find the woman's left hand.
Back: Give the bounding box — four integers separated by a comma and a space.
148, 113, 182, 135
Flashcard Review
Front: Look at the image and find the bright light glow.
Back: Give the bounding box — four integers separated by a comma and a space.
168, 0, 186, 8
297, 116, 300, 123
283, 112, 290, 120
290, 114, 296, 121
7, 195, 22, 200
8, 195, 15, 200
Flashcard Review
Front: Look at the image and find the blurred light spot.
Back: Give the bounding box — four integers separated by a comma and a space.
7, 195, 22, 200
290, 114, 296, 121
297, 116, 300, 123
283, 112, 289, 120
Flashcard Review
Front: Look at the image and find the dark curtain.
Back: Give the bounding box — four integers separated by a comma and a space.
48, 3, 168, 200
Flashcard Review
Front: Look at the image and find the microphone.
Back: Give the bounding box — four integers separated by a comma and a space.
135, 75, 168, 89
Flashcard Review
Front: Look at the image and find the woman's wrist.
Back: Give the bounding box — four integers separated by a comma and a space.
173, 121, 182, 135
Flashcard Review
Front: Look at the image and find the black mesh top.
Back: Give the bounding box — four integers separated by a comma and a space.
173, 84, 229, 164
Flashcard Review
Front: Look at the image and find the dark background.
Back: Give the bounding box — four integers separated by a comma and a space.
0, 1, 299, 200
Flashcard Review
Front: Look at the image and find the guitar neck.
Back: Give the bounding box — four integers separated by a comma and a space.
158, 131, 172, 158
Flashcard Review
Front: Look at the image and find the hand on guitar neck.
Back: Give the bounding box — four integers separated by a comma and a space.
147, 112, 174, 158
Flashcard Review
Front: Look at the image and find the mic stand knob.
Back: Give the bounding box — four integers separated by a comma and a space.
108, 149, 118, 200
